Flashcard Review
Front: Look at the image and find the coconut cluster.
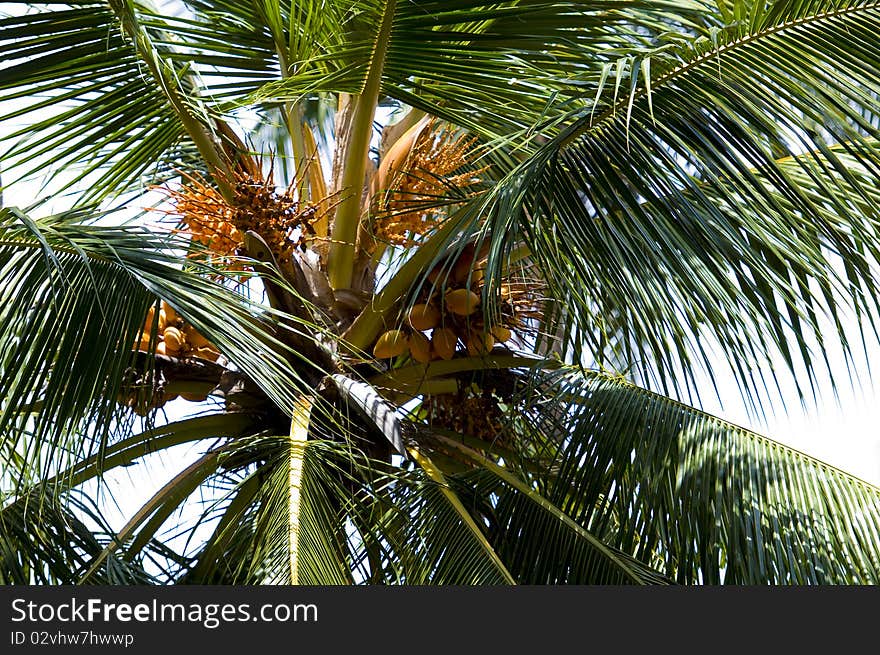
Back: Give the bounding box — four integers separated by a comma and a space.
372, 244, 542, 363
119, 302, 220, 415
134, 301, 221, 363
422, 383, 511, 445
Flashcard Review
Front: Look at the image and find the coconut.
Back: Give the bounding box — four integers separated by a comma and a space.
180, 391, 210, 402
444, 288, 480, 316
163, 326, 184, 353
466, 330, 495, 356
431, 327, 458, 360
490, 325, 512, 343
195, 346, 221, 361
136, 333, 151, 352
374, 329, 409, 359
184, 324, 211, 349
159, 301, 178, 328
408, 304, 441, 331
452, 245, 476, 283
143, 306, 156, 332
408, 331, 432, 363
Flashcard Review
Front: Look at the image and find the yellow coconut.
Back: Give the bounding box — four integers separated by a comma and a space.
431, 327, 458, 360
444, 288, 480, 316
163, 326, 184, 352
374, 329, 409, 359
452, 246, 476, 283
195, 346, 221, 361
184, 324, 211, 349
143, 306, 156, 332
136, 333, 151, 352
159, 301, 178, 328
490, 325, 512, 343
408, 304, 441, 331
408, 331, 432, 363
466, 330, 495, 357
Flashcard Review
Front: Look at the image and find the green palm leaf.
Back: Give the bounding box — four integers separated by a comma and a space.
4, 0, 880, 590
0, 489, 155, 584
462, 0, 880, 406
0, 3, 197, 201
510, 368, 880, 583
0, 206, 321, 474
186, 0, 701, 140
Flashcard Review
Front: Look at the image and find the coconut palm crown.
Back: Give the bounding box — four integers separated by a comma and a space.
3, 0, 880, 584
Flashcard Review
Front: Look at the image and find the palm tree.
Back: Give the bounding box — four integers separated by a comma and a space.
3, 0, 880, 585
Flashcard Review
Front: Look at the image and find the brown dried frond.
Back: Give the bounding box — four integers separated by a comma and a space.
372, 121, 488, 247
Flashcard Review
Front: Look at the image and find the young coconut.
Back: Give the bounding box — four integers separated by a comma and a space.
452, 244, 476, 283
180, 391, 210, 402
431, 327, 458, 360
466, 330, 495, 356
444, 288, 480, 316
163, 326, 184, 354
408, 331, 432, 363
374, 329, 409, 359
195, 346, 221, 362
184, 324, 212, 349
490, 325, 512, 343
135, 333, 151, 352
408, 304, 441, 331
143, 305, 156, 332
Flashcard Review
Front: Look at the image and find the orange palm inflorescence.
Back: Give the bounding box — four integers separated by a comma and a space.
371, 121, 487, 248
158, 166, 324, 269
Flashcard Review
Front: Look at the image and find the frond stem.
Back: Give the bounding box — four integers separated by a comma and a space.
327, 0, 397, 290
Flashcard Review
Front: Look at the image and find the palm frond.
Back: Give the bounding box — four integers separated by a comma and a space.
245, 0, 713, 142
466, 0, 880, 407
0, 206, 322, 476
182, 414, 518, 585
0, 3, 195, 201
510, 367, 880, 583
0, 489, 154, 584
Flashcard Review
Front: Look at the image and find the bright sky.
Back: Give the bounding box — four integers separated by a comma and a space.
703, 344, 880, 486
